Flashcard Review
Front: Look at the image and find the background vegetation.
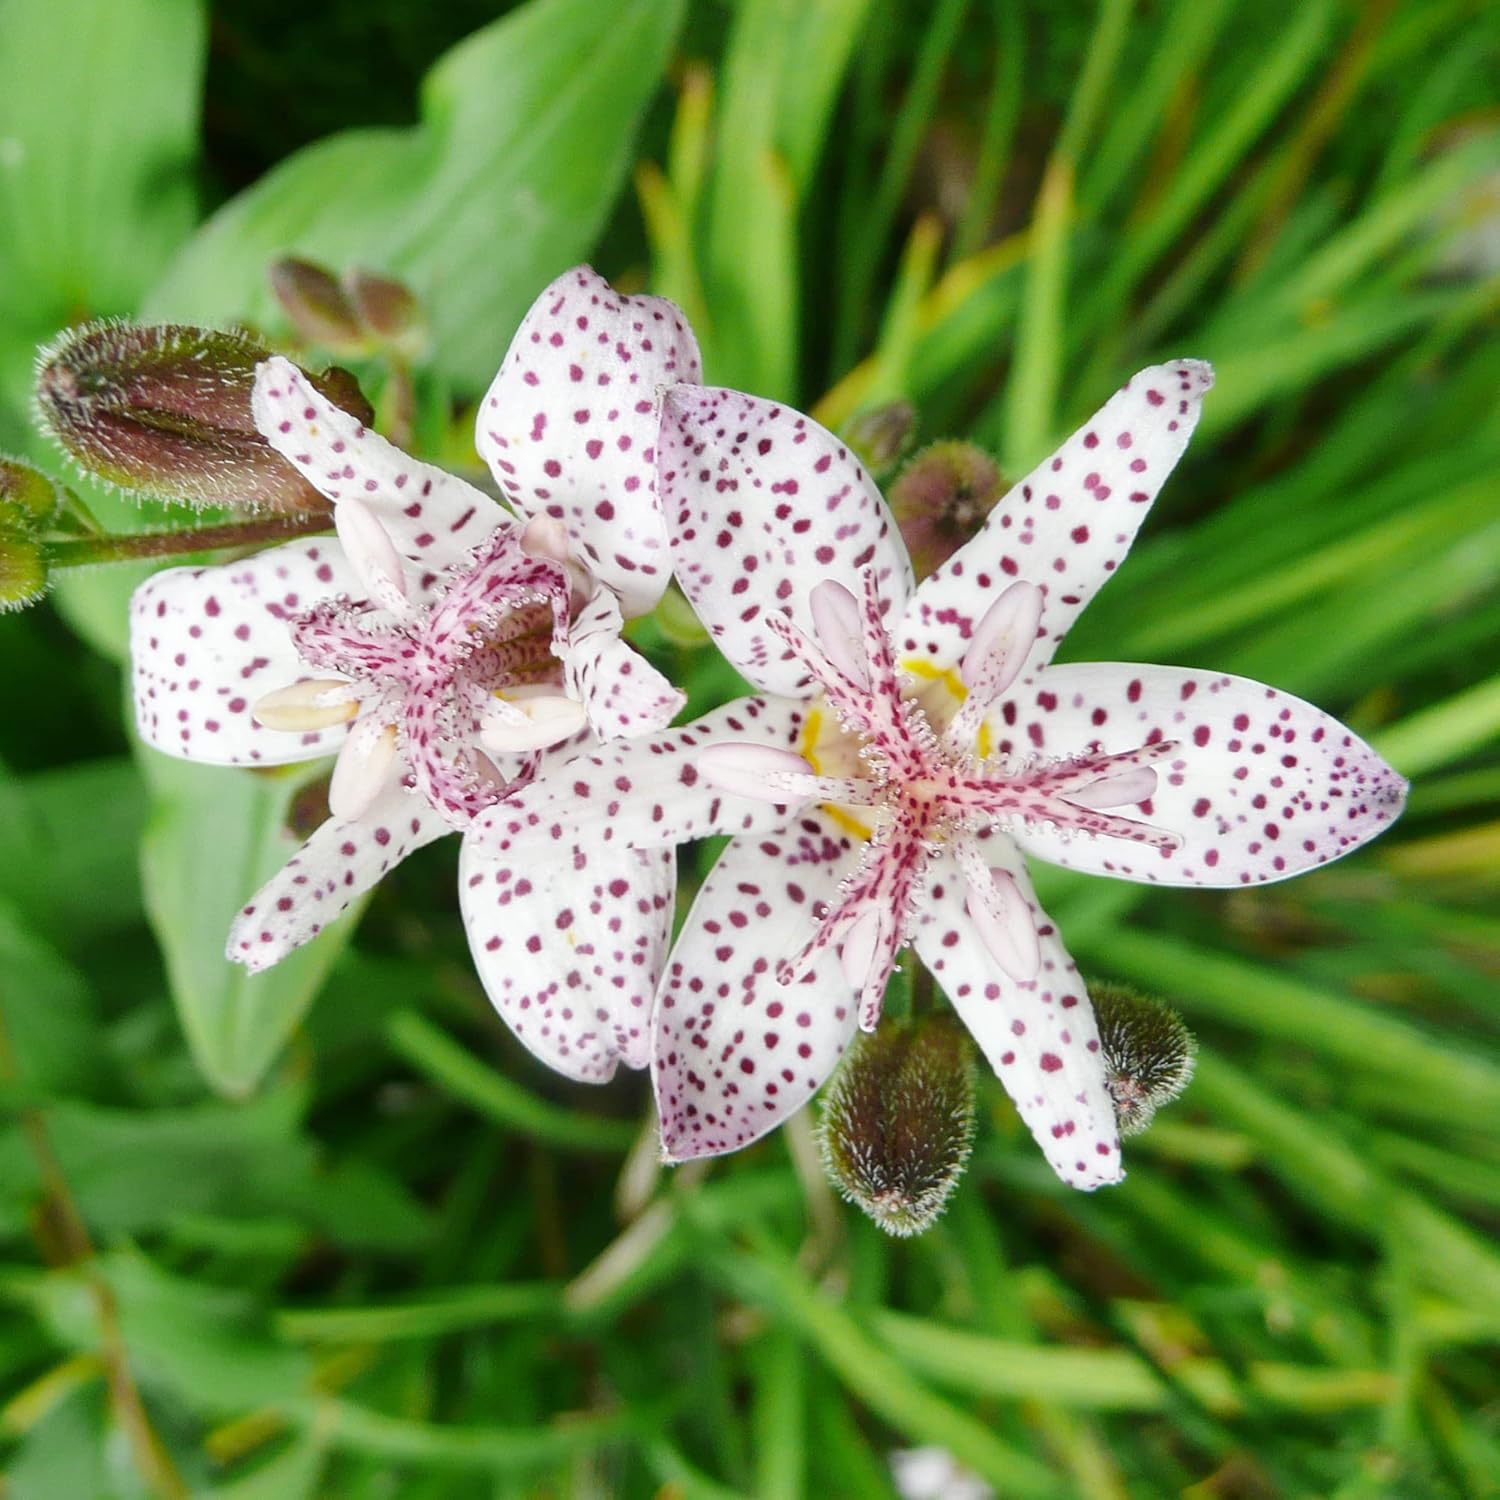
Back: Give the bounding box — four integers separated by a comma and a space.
0, 0, 1497, 1494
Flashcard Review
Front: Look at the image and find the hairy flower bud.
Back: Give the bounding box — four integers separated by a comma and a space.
0, 455, 62, 533
1091, 983, 1197, 1136
34, 321, 373, 512
346, 268, 422, 350
0, 533, 47, 611
887, 440, 1004, 578
845, 401, 915, 478
268, 257, 366, 354
817, 1016, 976, 1237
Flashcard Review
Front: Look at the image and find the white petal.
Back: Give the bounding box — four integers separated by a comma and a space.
130, 539, 357, 766
992, 662, 1408, 887
227, 782, 449, 972
662, 386, 914, 696
912, 845, 1123, 1191
253, 357, 503, 577
652, 812, 861, 1162
461, 832, 674, 1083
562, 586, 685, 741
900, 361, 1213, 675
471, 695, 809, 855
476, 265, 702, 617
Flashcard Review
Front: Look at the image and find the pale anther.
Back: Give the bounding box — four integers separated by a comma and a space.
328, 715, 398, 821
252, 678, 359, 732
810, 579, 870, 690
479, 692, 588, 754
335, 497, 412, 619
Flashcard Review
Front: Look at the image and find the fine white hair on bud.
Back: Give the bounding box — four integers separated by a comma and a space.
816, 1015, 977, 1237
1090, 983, 1197, 1136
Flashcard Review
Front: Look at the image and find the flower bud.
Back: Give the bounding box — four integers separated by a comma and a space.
845, 401, 915, 478
1090, 983, 1197, 1136
0, 455, 61, 533
817, 1016, 976, 1237
34, 321, 373, 512
0, 533, 48, 611
887, 440, 1005, 579
346, 268, 422, 350
268, 257, 366, 354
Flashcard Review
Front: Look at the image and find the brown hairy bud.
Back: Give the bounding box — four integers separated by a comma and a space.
346, 268, 422, 350
34, 321, 372, 512
887, 440, 1005, 579
817, 1016, 977, 1237
845, 401, 915, 478
1091, 983, 1197, 1136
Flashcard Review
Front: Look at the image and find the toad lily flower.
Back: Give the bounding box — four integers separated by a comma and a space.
478, 361, 1406, 1187
130, 269, 699, 1017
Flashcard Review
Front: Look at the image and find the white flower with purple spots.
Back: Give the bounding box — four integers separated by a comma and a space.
482, 362, 1407, 1188
130, 270, 700, 1074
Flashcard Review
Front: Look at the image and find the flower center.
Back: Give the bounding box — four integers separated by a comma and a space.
252, 503, 583, 829
701, 572, 1180, 1030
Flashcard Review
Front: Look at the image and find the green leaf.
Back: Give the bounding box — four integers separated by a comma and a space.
138, 755, 363, 1097
145, 0, 686, 392
0, 900, 102, 1096
0, 0, 203, 337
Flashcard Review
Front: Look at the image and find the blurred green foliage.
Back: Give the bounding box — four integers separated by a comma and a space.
0, 0, 1497, 1495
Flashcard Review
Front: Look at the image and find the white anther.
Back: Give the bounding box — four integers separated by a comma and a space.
960, 581, 1044, 701
839, 906, 886, 989
252, 678, 359, 731
336, 497, 412, 618
809, 579, 870, 689
478, 692, 588, 753
1064, 766, 1158, 809
328, 715, 398, 822
698, 742, 821, 804
963, 866, 1041, 983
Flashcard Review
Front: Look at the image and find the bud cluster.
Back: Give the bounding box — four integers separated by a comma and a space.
269, 258, 423, 358
0, 456, 62, 610
1091, 983, 1197, 1136
886, 439, 1005, 578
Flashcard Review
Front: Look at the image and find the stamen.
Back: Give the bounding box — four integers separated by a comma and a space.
957, 846, 1041, 983
946, 581, 1043, 749
328, 715, 398, 821
810, 579, 870, 689
252, 677, 359, 731
698, 742, 873, 806
335, 498, 412, 619
1064, 766, 1158, 809
479, 691, 587, 753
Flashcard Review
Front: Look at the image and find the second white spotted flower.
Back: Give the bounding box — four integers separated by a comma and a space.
130, 268, 699, 1077
479, 362, 1407, 1188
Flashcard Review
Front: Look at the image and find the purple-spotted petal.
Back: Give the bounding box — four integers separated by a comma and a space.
253, 357, 502, 577
662, 386, 913, 697
563, 586, 686, 740
900, 361, 1213, 675
131, 539, 357, 766
227, 781, 449, 972
476, 265, 702, 617
470, 696, 808, 855
460, 835, 674, 1082
913, 845, 1122, 1191
994, 662, 1408, 887
653, 811, 861, 1162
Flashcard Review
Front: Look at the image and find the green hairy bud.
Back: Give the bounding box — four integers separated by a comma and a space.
34, 320, 373, 512
0, 533, 47, 611
1091, 983, 1197, 1136
817, 1016, 977, 1238
887, 440, 1005, 579
0, 455, 62, 532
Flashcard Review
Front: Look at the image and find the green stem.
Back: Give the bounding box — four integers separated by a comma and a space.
45, 510, 332, 568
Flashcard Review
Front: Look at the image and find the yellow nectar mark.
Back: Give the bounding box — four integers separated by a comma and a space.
799, 705, 874, 842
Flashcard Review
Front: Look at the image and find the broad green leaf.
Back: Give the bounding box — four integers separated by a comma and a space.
0, 0, 203, 337
138, 754, 363, 1097
146, 0, 686, 392
0, 899, 102, 1096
